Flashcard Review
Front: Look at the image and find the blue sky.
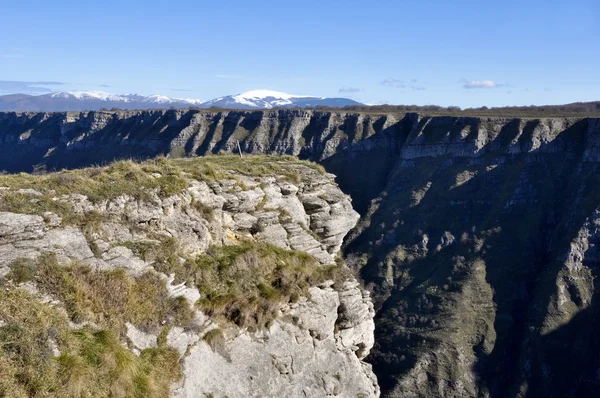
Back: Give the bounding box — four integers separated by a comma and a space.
0, 0, 598, 107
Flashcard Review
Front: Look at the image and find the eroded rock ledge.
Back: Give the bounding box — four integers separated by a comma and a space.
0, 157, 377, 397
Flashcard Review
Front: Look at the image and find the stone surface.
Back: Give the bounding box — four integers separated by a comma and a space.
174, 282, 378, 398
8, 111, 600, 396
0, 162, 375, 397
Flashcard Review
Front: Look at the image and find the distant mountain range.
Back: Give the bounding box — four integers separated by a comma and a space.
0, 90, 363, 111
200, 90, 362, 109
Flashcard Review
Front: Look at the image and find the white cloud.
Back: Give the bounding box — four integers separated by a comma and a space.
339, 86, 362, 93
381, 78, 405, 88
0, 48, 26, 58
382, 78, 425, 90
0, 80, 66, 94
215, 74, 244, 79
460, 78, 505, 89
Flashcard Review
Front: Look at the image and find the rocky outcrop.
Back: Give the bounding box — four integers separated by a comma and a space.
4, 111, 600, 397
0, 160, 376, 397
174, 281, 378, 398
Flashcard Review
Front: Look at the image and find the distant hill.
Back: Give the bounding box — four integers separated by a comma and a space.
200, 90, 362, 109
0, 89, 363, 111
0, 91, 205, 112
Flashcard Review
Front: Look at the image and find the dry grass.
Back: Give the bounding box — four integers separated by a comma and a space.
0, 155, 323, 206
0, 158, 189, 203
8, 254, 194, 335
0, 288, 181, 398
190, 199, 215, 221
192, 242, 350, 330
202, 328, 225, 351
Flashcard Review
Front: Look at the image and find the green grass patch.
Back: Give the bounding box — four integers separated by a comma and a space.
190, 242, 350, 330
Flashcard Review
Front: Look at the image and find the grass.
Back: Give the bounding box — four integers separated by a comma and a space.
0, 192, 79, 222
7, 254, 194, 335
202, 328, 225, 351
0, 158, 188, 203
191, 242, 351, 330
0, 155, 324, 231
171, 155, 324, 185
0, 155, 323, 204
0, 287, 181, 398
191, 199, 215, 221
123, 238, 183, 278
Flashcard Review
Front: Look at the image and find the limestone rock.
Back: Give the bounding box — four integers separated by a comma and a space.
0, 161, 375, 397
174, 283, 379, 398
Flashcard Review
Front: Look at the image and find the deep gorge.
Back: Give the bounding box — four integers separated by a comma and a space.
2, 109, 600, 397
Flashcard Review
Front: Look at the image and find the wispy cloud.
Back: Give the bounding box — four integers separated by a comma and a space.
168, 88, 194, 92
0, 48, 26, 58
460, 78, 506, 89
339, 86, 362, 94
100, 84, 111, 88
215, 74, 244, 79
381, 78, 405, 88
0, 80, 66, 94
382, 78, 424, 90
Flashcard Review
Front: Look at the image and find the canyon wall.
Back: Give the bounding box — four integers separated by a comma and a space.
2, 110, 600, 397
0, 158, 377, 397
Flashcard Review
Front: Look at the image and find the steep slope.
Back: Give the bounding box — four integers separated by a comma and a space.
0, 156, 378, 397
2, 110, 600, 396
341, 116, 600, 397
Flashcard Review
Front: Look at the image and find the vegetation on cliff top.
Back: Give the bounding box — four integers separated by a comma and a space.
0, 155, 324, 204
192, 242, 349, 329
0, 286, 181, 398
0, 154, 347, 395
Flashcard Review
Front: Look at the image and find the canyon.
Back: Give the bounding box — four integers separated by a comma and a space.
2, 109, 600, 397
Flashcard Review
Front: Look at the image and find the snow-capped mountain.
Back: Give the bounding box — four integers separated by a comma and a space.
0, 90, 363, 111
201, 90, 362, 109
0, 91, 205, 112
50, 91, 205, 106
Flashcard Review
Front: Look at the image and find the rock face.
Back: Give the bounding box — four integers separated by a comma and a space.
4, 111, 600, 397
175, 281, 377, 398
340, 116, 600, 397
0, 161, 377, 397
